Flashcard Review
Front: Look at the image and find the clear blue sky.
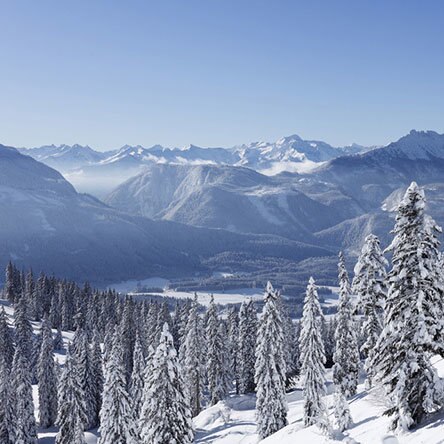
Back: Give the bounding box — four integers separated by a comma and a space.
1, 0, 443, 150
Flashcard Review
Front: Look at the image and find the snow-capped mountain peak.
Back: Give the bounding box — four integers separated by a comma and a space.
388, 129, 444, 160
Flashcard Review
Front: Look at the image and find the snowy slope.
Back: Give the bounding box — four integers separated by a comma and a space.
105, 163, 363, 242
195, 358, 444, 444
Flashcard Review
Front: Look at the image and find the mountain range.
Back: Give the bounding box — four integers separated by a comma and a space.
106, 130, 444, 255
18, 135, 372, 197
5, 129, 444, 287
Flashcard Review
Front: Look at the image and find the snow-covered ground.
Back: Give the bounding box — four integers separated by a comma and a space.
132, 288, 265, 307
195, 358, 444, 444
107, 277, 170, 293
111, 279, 340, 309
108, 277, 266, 306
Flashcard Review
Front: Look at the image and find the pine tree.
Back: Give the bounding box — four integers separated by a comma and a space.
53, 325, 64, 351
98, 334, 139, 444
255, 282, 288, 439
14, 294, 34, 360
278, 295, 299, 383
333, 252, 360, 398
333, 390, 352, 432
31, 332, 42, 384
372, 182, 444, 430
181, 294, 205, 416
24, 270, 36, 320
5, 261, 18, 303
227, 307, 240, 394
130, 331, 145, 422
292, 320, 301, 378
38, 317, 58, 428
72, 330, 96, 430
177, 299, 192, 349
299, 277, 329, 433
352, 233, 387, 388
49, 287, 61, 329
139, 323, 194, 444
0, 354, 14, 443
206, 295, 227, 405
322, 317, 336, 368
55, 348, 86, 444
0, 307, 14, 369
238, 299, 257, 394
91, 332, 104, 426
60, 281, 74, 331
11, 348, 38, 444
120, 297, 136, 383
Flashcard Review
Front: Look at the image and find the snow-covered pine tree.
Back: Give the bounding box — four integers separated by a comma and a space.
238, 299, 257, 394
333, 390, 352, 432
120, 296, 136, 383
155, 302, 173, 345
0, 307, 14, 369
292, 320, 301, 378
130, 331, 145, 422
60, 281, 74, 331
98, 334, 139, 444
30, 332, 42, 384
299, 277, 330, 433
36, 273, 51, 319
38, 317, 58, 428
227, 307, 240, 393
144, 302, 160, 349
206, 294, 227, 405
14, 294, 34, 361
4, 261, 17, 303
182, 293, 205, 416
91, 331, 104, 426
255, 282, 288, 439
352, 233, 387, 387
321, 317, 336, 368
333, 252, 359, 398
53, 325, 64, 351
11, 348, 38, 444
218, 321, 232, 396
178, 299, 192, 350
277, 294, 299, 383
72, 330, 96, 430
49, 288, 61, 329
0, 354, 14, 443
372, 182, 444, 430
139, 323, 194, 444
55, 348, 86, 444
24, 270, 35, 319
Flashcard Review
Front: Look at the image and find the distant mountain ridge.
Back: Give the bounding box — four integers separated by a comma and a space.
105, 163, 363, 242
106, 130, 444, 257
9, 129, 444, 274
17, 134, 373, 197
